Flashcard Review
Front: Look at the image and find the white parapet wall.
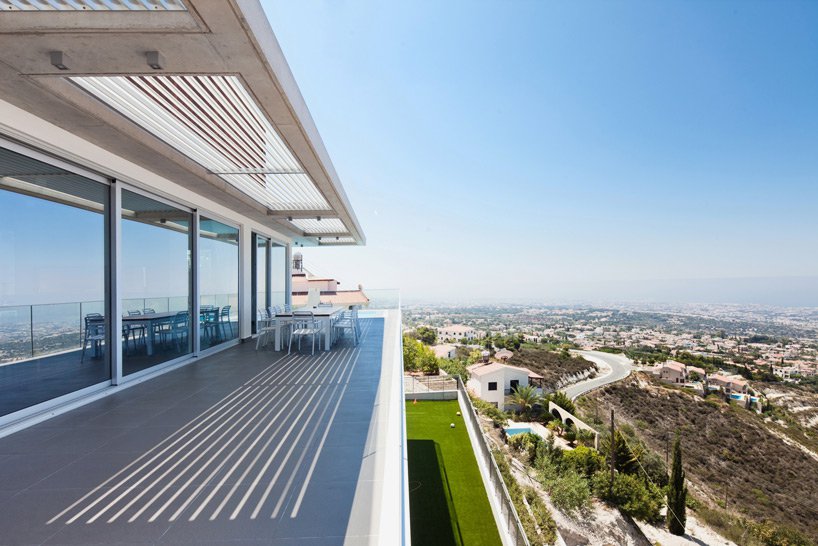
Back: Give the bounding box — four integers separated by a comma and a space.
456, 379, 532, 546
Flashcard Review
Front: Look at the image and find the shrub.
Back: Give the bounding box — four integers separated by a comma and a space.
508, 432, 542, 464
523, 487, 559, 545
546, 420, 563, 436
593, 472, 664, 523
547, 469, 591, 515
534, 435, 564, 475
640, 450, 669, 488
750, 520, 812, 546
534, 447, 591, 516
414, 326, 437, 345
438, 358, 468, 379
470, 395, 509, 427
494, 450, 557, 545
599, 430, 641, 475
402, 336, 439, 374
563, 445, 606, 479
563, 423, 577, 445
576, 428, 596, 447
550, 391, 576, 415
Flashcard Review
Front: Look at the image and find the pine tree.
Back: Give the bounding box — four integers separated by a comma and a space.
667, 432, 687, 535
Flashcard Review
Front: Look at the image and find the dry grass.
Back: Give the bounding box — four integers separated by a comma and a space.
508, 349, 597, 390
585, 373, 818, 544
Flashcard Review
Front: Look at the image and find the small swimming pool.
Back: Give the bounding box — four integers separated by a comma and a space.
505, 426, 532, 436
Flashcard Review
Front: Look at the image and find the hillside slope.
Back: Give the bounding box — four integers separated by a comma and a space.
584, 374, 818, 544
507, 348, 597, 390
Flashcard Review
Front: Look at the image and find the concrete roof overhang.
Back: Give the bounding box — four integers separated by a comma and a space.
0, 0, 365, 246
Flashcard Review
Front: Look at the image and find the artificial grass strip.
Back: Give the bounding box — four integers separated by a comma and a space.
406, 400, 502, 546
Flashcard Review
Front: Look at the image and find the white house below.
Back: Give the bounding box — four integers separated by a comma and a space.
467, 362, 537, 410
431, 344, 457, 359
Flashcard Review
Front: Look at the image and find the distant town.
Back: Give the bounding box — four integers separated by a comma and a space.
402, 302, 818, 384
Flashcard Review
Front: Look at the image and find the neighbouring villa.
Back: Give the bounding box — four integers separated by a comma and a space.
652, 360, 706, 385
708, 373, 749, 395
290, 252, 369, 307
430, 344, 457, 359
467, 361, 543, 410
437, 324, 482, 342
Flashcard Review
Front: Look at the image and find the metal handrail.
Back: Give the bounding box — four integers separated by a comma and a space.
0, 294, 236, 363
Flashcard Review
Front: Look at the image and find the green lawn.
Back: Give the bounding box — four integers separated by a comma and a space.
406, 400, 502, 546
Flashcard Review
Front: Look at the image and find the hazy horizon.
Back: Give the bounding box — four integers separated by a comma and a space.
395, 275, 818, 309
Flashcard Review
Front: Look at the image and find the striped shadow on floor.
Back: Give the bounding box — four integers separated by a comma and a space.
47, 319, 378, 527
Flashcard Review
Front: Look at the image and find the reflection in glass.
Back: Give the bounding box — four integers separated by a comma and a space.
0, 146, 109, 417
252, 234, 269, 334
121, 189, 191, 376
271, 243, 286, 308
199, 217, 239, 349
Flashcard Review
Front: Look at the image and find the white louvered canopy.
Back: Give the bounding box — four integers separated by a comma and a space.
291, 218, 347, 235
1, 0, 186, 10
318, 236, 355, 245
71, 75, 334, 213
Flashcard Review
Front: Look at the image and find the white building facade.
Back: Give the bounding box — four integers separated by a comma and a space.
438, 324, 481, 342
0, 2, 364, 428
467, 363, 532, 410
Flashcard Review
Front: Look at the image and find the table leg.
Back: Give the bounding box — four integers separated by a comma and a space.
147, 321, 155, 356
323, 317, 331, 351
274, 324, 282, 352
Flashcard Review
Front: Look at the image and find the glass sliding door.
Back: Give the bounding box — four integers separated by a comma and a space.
0, 146, 109, 417
271, 243, 286, 308
199, 217, 239, 350
251, 234, 269, 334
121, 189, 191, 376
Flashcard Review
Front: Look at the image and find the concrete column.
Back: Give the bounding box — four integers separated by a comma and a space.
108, 180, 122, 385
191, 210, 200, 355
239, 224, 252, 340
285, 243, 292, 307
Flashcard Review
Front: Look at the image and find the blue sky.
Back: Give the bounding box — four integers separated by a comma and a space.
264, 0, 818, 304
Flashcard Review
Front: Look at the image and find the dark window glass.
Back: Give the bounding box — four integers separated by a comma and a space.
199, 217, 239, 349
121, 189, 191, 375
252, 234, 269, 334
0, 146, 109, 417
271, 243, 286, 308
488, 381, 497, 391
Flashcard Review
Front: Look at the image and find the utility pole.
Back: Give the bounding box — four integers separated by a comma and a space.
665, 433, 670, 467
609, 409, 615, 497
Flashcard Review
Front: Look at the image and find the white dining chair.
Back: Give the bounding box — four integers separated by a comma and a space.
288, 310, 322, 355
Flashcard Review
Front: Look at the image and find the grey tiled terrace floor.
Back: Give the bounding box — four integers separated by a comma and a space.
0, 318, 384, 545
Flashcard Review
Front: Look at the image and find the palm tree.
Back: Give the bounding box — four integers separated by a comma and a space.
509, 384, 541, 420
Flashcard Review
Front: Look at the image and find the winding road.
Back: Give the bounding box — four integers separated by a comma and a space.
564, 350, 633, 400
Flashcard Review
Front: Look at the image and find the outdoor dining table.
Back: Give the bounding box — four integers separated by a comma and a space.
122, 311, 178, 356
273, 306, 346, 352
